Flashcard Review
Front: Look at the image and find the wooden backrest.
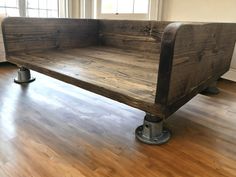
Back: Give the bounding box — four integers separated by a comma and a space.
156, 22, 236, 115
98, 20, 170, 54
2, 17, 98, 54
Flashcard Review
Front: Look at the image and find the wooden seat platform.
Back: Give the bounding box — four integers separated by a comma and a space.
8, 46, 161, 113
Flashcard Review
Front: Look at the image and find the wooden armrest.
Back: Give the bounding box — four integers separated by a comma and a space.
156, 22, 236, 117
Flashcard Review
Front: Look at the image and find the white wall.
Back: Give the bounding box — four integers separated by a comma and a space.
162, 0, 236, 80
162, 0, 236, 23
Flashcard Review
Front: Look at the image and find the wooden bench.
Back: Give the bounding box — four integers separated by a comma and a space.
2, 17, 236, 144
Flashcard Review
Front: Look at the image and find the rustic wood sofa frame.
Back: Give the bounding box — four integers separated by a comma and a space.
2, 17, 236, 144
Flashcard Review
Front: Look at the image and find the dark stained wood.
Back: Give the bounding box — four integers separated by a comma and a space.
7, 46, 162, 116
156, 23, 181, 105
1, 63, 236, 177
98, 20, 170, 53
2, 18, 236, 119
167, 23, 236, 104
156, 22, 236, 117
2, 17, 98, 53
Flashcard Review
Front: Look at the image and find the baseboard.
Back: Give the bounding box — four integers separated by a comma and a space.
222, 68, 236, 82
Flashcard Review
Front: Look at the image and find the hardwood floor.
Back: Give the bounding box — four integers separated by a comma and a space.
0, 62, 236, 177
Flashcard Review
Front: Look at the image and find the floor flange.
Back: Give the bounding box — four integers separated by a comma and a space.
201, 86, 220, 95
135, 114, 171, 145
14, 67, 36, 84
201, 81, 220, 95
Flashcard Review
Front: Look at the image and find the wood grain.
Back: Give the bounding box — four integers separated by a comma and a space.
168, 23, 236, 104
7, 47, 162, 116
99, 20, 170, 53
2, 17, 98, 53
1, 63, 236, 177
156, 23, 236, 116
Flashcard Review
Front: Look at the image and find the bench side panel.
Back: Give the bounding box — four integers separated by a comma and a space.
157, 23, 236, 116
2, 17, 99, 54
98, 20, 170, 54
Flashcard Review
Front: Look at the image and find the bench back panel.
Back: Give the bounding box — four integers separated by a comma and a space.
2, 18, 98, 54
157, 23, 236, 113
99, 20, 170, 54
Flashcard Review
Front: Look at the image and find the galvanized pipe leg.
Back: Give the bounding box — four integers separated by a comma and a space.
201, 81, 220, 95
135, 113, 171, 145
14, 67, 35, 84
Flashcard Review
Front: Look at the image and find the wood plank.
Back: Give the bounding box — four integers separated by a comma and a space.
168, 24, 236, 104
156, 23, 236, 117
2, 17, 98, 53
63, 47, 160, 69
7, 47, 162, 116
98, 20, 170, 53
